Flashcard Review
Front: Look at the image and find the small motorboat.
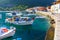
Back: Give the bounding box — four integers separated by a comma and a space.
0, 27, 16, 39
5, 17, 34, 25
35, 16, 46, 18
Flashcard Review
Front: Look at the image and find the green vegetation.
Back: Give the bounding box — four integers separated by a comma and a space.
0, 5, 28, 11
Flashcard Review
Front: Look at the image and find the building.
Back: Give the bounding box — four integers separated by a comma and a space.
49, 0, 60, 13
26, 7, 47, 13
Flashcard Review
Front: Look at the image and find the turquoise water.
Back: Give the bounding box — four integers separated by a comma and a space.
0, 12, 50, 40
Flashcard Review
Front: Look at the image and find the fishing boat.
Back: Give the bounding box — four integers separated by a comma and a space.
0, 27, 16, 39
5, 17, 34, 25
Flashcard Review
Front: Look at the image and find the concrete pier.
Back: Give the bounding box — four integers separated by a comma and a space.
54, 14, 60, 40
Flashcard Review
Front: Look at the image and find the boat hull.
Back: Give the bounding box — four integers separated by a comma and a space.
0, 28, 16, 39
6, 20, 34, 25
13, 21, 33, 25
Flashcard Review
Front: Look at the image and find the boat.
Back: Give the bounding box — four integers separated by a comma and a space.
35, 16, 46, 18
23, 14, 36, 16
5, 17, 34, 25
0, 27, 16, 39
6, 12, 22, 16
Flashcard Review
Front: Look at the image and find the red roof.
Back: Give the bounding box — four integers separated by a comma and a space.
37, 7, 47, 11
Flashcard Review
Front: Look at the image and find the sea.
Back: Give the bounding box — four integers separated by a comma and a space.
0, 12, 51, 40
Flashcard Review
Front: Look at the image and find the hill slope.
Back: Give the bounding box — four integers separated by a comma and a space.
0, 0, 55, 7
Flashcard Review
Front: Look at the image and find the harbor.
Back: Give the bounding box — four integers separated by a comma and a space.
0, 0, 60, 40
0, 12, 50, 40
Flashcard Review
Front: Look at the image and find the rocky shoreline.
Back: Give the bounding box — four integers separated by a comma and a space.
45, 27, 55, 40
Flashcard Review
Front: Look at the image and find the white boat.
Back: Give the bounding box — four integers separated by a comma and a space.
35, 16, 46, 18
5, 17, 34, 25
13, 20, 34, 25
0, 27, 16, 39
23, 14, 36, 16
6, 12, 22, 16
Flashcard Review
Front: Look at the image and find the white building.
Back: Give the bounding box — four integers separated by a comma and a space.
51, 4, 60, 13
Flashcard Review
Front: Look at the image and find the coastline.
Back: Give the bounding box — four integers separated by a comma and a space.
36, 11, 56, 28
0, 10, 56, 40
36, 11, 56, 40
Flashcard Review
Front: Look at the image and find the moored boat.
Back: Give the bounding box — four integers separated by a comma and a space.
5, 17, 34, 25
6, 12, 22, 16
23, 14, 37, 17
0, 27, 16, 39
35, 16, 46, 18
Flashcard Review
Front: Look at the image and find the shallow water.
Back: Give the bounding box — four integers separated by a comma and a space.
0, 12, 50, 40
